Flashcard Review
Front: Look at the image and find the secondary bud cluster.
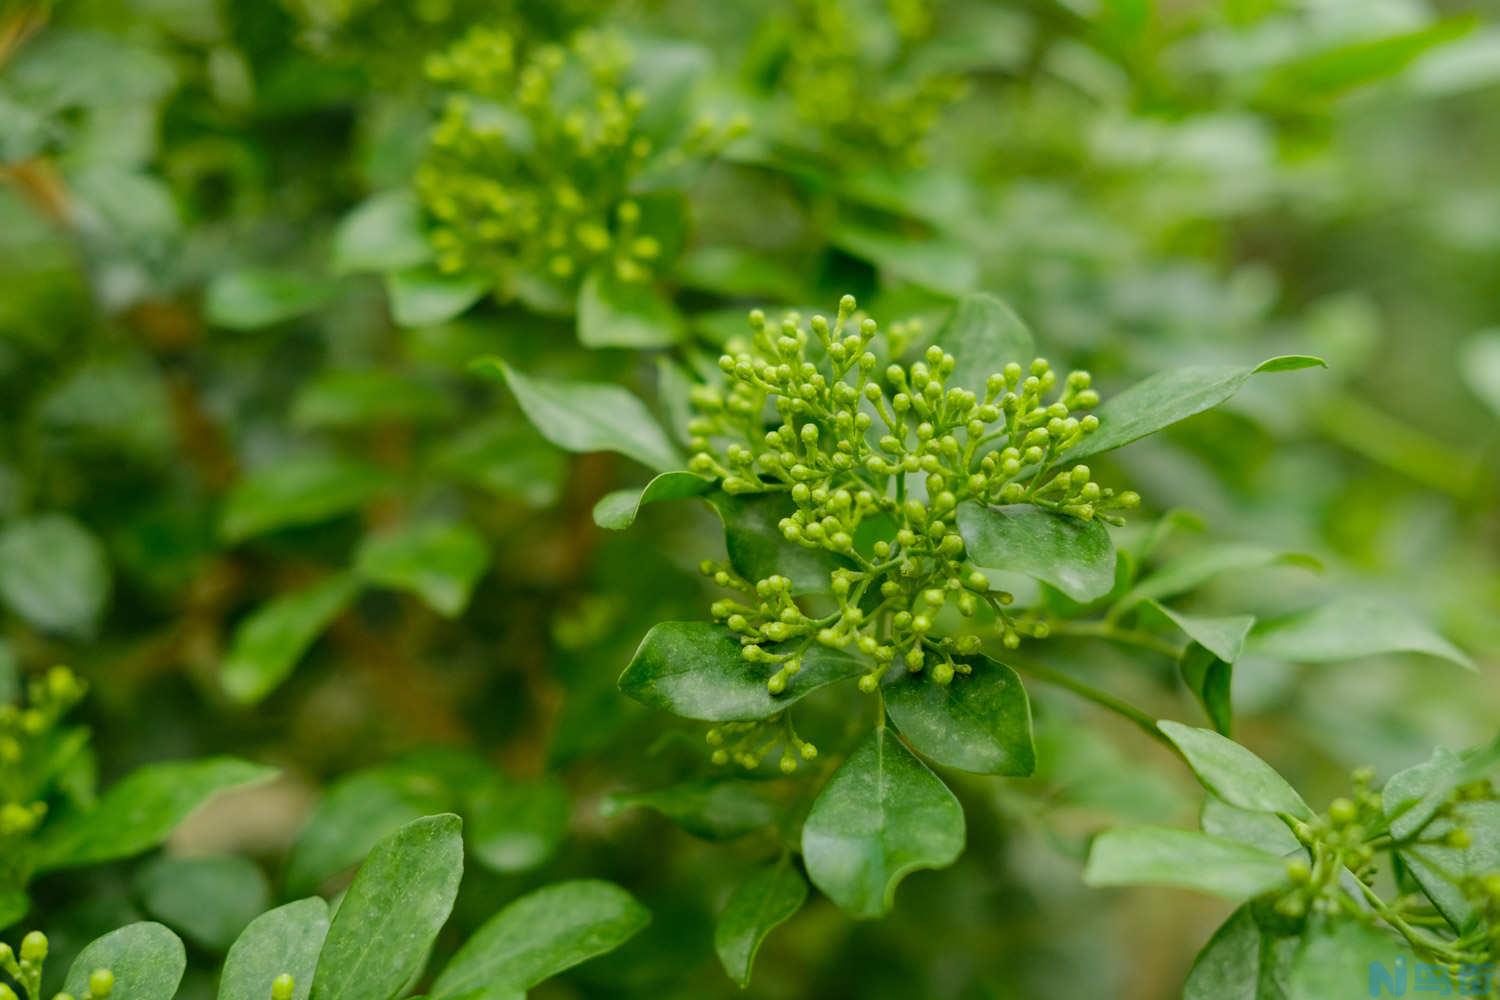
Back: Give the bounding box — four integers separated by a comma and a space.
706, 716, 818, 774
782, 0, 965, 166
689, 295, 1136, 697
0, 931, 113, 1000
1, 666, 84, 870
417, 26, 745, 299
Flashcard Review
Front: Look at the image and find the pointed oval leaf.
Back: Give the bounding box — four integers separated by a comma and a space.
332, 192, 431, 275
883, 655, 1035, 775
431, 880, 649, 996
593, 471, 712, 531
220, 457, 390, 543
621, 621, 865, 721
956, 502, 1116, 603
1159, 721, 1310, 819
219, 897, 330, 1000
312, 814, 465, 1000
385, 268, 486, 327
1154, 604, 1254, 664
602, 779, 777, 841
1083, 826, 1290, 901
64, 922, 185, 1000
355, 521, 489, 618
1248, 594, 1473, 670
715, 857, 808, 988
137, 854, 270, 951
205, 269, 336, 330
578, 267, 684, 348
0, 514, 111, 638
801, 727, 965, 919
222, 575, 360, 705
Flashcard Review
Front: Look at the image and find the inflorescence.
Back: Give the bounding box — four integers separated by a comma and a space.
1, 666, 84, 885
0, 931, 112, 1000
417, 26, 745, 299
688, 295, 1136, 721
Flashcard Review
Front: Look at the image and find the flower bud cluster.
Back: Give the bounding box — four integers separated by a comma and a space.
782, 0, 965, 167
1, 667, 83, 842
705, 715, 818, 774
689, 296, 1136, 696
417, 26, 745, 297
0, 931, 112, 1000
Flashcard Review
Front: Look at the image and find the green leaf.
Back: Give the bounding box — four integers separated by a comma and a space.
312, 814, 465, 1000
577, 267, 684, 348
292, 371, 454, 429
1083, 826, 1290, 901
714, 857, 808, 988
621, 621, 865, 721
220, 457, 389, 543
1184, 905, 1296, 1000
137, 855, 270, 951
1248, 594, 1474, 669
385, 268, 486, 327
1259, 18, 1476, 105
63, 922, 185, 1000
707, 492, 849, 595
829, 221, 978, 296
467, 778, 570, 873
221, 575, 360, 704
1117, 543, 1320, 610
883, 655, 1035, 775
474, 359, 682, 472
1201, 796, 1302, 856
937, 293, 1035, 396
35, 757, 276, 872
1286, 918, 1414, 1000
1154, 604, 1254, 664
204, 268, 337, 330
602, 779, 777, 840
1159, 721, 1310, 819
1066, 357, 1326, 463
801, 727, 965, 919
593, 471, 713, 530
1461, 328, 1500, 420
0, 889, 28, 932
332, 191, 431, 275
219, 898, 330, 1000
955, 502, 1116, 603
0, 514, 111, 638
355, 521, 488, 617
431, 415, 566, 509
1179, 643, 1235, 736
430, 880, 649, 996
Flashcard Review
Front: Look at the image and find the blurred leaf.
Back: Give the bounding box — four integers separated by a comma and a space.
802, 727, 964, 919
220, 457, 389, 543
1153, 605, 1253, 664
1067, 357, 1326, 463
1286, 918, 1413, 1000
1179, 643, 1235, 736
1184, 905, 1294, 1000
938, 293, 1035, 396
1118, 543, 1320, 610
467, 778, 570, 873
475, 359, 682, 472
829, 221, 978, 296
430, 880, 649, 996
204, 269, 337, 330
883, 655, 1035, 775
602, 779, 777, 841
1259, 19, 1476, 105
292, 371, 454, 429
137, 855, 270, 951
356, 521, 488, 617
385, 268, 486, 327
63, 922, 185, 1000
0, 889, 25, 932
621, 621, 865, 721
956, 503, 1116, 603
0, 514, 111, 638
221, 575, 360, 704
312, 814, 465, 1000
331, 191, 431, 274
1461, 329, 1500, 419
219, 898, 330, 1000
1083, 826, 1288, 901
431, 415, 566, 508
594, 471, 713, 530
1159, 721, 1309, 819
714, 856, 808, 988
35, 757, 276, 871
578, 267, 684, 348
1248, 595, 1473, 669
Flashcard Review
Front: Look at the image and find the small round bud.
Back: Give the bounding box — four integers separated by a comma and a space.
91, 969, 117, 998
21, 930, 48, 962
1285, 859, 1311, 884
1328, 798, 1357, 826
932, 662, 954, 685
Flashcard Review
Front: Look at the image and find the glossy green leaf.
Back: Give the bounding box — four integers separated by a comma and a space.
312, 814, 465, 1000
801, 727, 965, 919
332, 191, 431, 274
386, 268, 486, 327
1117, 543, 1320, 610
1184, 905, 1296, 1000
64, 922, 185, 1000
467, 778, 569, 873
137, 854, 270, 951
1154, 604, 1253, 664
35, 757, 276, 872
1201, 796, 1302, 856
1248, 594, 1474, 669
204, 268, 337, 330
937, 293, 1035, 396
883, 655, 1035, 775
355, 521, 488, 617
1159, 721, 1310, 819
602, 779, 777, 840
292, 371, 454, 429
1066, 356, 1326, 463
219, 898, 330, 1000
430, 880, 649, 996
956, 502, 1116, 603
578, 266, 684, 347
714, 857, 808, 988
474, 358, 682, 472
594, 471, 713, 530
220, 457, 389, 543
1179, 643, 1235, 736
222, 575, 360, 704
708, 492, 849, 595
1083, 826, 1289, 901
0, 514, 111, 638
621, 621, 865, 721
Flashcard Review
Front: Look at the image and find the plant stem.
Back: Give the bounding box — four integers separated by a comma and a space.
1005, 654, 1172, 750
1045, 620, 1184, 659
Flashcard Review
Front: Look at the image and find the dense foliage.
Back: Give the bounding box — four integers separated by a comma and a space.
2, 0, 1499, 998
